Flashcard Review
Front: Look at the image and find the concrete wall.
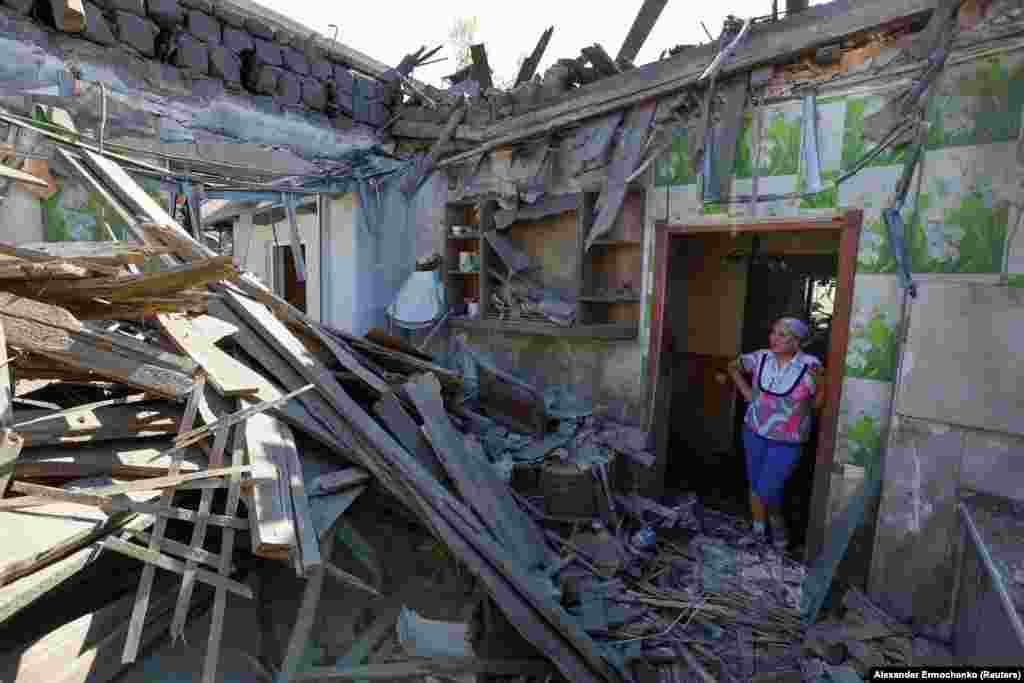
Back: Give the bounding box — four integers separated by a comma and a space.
652, 36, 1024, 630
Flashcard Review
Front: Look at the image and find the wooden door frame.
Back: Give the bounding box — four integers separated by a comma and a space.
647, 210, 862, 563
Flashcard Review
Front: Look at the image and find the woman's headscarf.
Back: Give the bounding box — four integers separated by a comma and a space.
777, 317, 810, 340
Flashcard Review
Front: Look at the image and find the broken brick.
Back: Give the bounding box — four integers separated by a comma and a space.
244, 63, 280, 95
251, 37, 282, 66
333, 65, 354, 95
209, 45, 241, 83
310, 58, 332, 82
0, 0, 35, 15
244, 17, 273, 39
173, 32, 209, 73
275, 69, 301, 106
214, 5, 244, 28
82, 2, 117, 45
186, 9, 220, 44
145, 0, 182, 29
301, 77, 326, 111
115, 10, 159, 57
97, 0, 145, 15
177, 0, 210, 11
282, 47, 310, 75
222, 25, 252, 54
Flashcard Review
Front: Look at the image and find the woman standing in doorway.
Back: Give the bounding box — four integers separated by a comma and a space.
727, 317, 826, 552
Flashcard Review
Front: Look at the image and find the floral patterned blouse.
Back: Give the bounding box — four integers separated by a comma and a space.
739, 350, 821, 443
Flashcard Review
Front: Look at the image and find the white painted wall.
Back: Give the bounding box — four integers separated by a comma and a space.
321, 194, 358, 333
232, 207, 321, 322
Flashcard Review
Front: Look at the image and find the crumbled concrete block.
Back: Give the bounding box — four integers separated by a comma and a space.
146, 0, 182, 28
178, 0, 210, 11
245, 63, 280, 95
115, 10, 159, 57
275, 68, 300, 106
83, 2, 117, 45
214, 5, 244, 27
221, 25, 251, 54
333, 65, 354, 94
191, 76, 223, 98
282, 47, 309, 75
209, 44, 240, 83
250, 37, 282, 66
243, 17, 272, 39
300, 77, 326, 111
97, 0, 145, 15
273, 28, 292, 46
0, 0, 35, 15
173, 32, 209, 73
186, 9, 219, 44
310, 58, 332, 82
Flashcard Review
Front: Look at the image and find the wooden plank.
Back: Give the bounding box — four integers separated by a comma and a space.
584, 101, 656, 250
158, 313, 261, 398
207, 299, 355, 454
280, 421, 321, 574
82, 152, 217, 260
439, 0, 935, 167
515, 27, 554, 87
616, 0, 669, 65
323, 558, 380, 597
0, 162, 50, 187
15, 241, 170, 266
3, 256, 238, 304
173, 383, 315, 449
102, 537, 253, 598
309, 467, 371, 496
279, 519, 335, 682
169, 421, 232, 641
0, 508, 137, 589
0, 463, 263, 509
245, 413, 297, 557
124, 529, 232, 571
294, 657, 552, 681
201, 424, 246, 683
372, 393, 443, 482
8, 482, 250, 529
0, 242, 132, 278
13, 436, 205, 481
404, 373, 552, 571
13, 401, 182, 448
470, 43, 494, 90
216, 280, 613, 683
122, 374, 203, 664
51, 0, 86, 33
0, 294, 195, 400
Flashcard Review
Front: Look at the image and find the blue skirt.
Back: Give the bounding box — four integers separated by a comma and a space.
742, 427, 802, 506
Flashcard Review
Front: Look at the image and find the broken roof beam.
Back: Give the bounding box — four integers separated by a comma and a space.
470, 43, 494, 91
439, 0, 936, 167
581, 44, 620, 78
515, 27, 554, 87
616, 0, 669, 67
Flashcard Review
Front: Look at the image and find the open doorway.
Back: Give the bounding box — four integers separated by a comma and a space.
273, 244, 307, 313
648, 212, 861, 562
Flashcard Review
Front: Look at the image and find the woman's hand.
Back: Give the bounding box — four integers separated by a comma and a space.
811, 365, 827, 411
727, 358, 753, 402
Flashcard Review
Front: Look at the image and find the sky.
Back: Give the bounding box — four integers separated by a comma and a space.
253, 0, 830, 88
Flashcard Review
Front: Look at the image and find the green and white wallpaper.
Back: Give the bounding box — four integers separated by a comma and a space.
653, 47, 1024, 537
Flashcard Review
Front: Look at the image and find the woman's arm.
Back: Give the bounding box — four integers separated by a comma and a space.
727, 358, 753, 402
